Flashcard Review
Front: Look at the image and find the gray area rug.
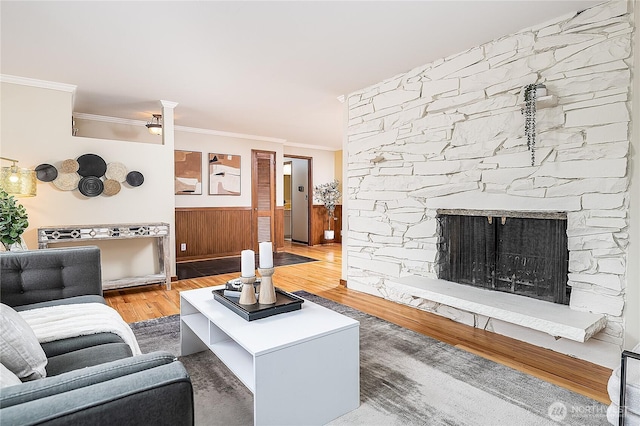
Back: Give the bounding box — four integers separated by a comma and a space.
130, 291, 609, 425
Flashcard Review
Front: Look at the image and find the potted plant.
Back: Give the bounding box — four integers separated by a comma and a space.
0, 188, 29, 251
313, 180, 341, 241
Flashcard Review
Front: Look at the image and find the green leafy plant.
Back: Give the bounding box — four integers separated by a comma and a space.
313, 180, 341, 231
0, 188, 29, 250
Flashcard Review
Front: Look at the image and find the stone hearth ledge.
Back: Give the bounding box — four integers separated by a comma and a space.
386, 276, 607, 343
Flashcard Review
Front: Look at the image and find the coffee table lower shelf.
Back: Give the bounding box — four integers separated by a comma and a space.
180, 286, 360, 426
181, 312, 255, 390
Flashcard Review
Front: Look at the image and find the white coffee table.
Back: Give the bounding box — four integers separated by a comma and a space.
180, 286, 360, 426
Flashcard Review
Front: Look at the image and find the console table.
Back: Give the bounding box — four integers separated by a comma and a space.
180, 286, 360, 425
38, 223, 171, 290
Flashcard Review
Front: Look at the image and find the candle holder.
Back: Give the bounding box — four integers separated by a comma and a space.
258, 267, 276, 304
239, 276, 257, 305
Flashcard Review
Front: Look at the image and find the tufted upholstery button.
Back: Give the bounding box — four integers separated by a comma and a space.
20, 290, 24, 294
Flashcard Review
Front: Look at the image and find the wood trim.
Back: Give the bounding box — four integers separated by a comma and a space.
311, 204, 342, 245
175, 207, 253, 261
275, 206, 285, 251
175, 207, 252, 212
252, 150, 276, 251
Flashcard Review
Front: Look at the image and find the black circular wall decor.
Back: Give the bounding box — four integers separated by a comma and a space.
35, 164, 58, 182
78, 176, 104, 197
126, 171, 144, 187
41, 153, 144, 198
77, 154, 107, 177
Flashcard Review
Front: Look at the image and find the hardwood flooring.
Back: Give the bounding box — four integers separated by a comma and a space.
104, 241, 612, 404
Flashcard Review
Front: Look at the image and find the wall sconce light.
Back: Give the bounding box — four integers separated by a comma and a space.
146, 114, 162, 136
0, 157, 37, 197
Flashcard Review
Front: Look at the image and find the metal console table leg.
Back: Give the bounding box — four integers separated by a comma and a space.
619, 349, 640, 426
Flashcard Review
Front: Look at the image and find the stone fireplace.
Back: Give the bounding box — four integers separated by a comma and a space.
437, 211, 569, 305
345, 0, 632, 368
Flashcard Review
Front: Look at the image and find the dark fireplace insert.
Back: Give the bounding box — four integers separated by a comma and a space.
437, 211, 570, 305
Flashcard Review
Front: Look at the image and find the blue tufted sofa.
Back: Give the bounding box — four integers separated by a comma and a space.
0, 246, 194, 426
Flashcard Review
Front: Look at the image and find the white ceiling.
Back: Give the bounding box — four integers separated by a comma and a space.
1, 1, 601, 150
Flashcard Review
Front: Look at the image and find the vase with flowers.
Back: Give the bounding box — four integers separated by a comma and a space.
313, 180, 341, 241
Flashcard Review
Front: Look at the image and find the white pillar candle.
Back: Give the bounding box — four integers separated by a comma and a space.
241, 249, 255, 277
259, 241, 274, 269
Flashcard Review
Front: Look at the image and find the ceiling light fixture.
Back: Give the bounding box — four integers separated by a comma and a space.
0, 157, 37, 197
145, 114, 162, 136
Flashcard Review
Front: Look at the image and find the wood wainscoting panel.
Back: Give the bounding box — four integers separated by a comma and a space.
311, 204, 342, 245
275, 206, 284, 251
175, 207, 252, 261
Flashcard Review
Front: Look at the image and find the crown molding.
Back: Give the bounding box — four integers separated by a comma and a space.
73, 112, 339, 150
72, 112, 288, 144
0, 74, 77, 93
73, 112, 146, 126
160, 100, 179, 109
283, 141, 340, 151
4, 77, 338, 150
174, 125, 286, 144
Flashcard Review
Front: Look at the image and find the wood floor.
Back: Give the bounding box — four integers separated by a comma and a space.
104, 242, 612, 404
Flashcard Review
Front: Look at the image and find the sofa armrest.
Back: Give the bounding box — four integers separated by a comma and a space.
0, 352, 193, 426
1, 351, 177, 408
0, 246, 103, 308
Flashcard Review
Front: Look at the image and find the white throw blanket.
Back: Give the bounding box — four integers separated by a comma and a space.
19, 303, 141, 356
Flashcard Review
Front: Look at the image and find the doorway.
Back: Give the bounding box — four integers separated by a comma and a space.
251, 150, 275, 251
283, 161, 292, 240
283, 156, 311, 245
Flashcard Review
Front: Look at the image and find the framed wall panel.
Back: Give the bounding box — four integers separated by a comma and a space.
209, 153, 241, 195
175, 150, 202, 195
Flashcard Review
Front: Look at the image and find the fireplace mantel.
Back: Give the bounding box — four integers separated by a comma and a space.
386, 276, 606, 343
436, 209, 567, 220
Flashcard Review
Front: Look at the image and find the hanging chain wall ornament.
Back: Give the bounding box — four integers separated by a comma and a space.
522, 83, 538, 166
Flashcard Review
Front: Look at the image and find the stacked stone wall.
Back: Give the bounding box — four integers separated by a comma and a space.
346, 0, 633, 366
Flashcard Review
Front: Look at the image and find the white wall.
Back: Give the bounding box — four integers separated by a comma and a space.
73, 118, 288, 208
1, 81, 175, 280
174, 130, 284, 208
72, 119, 340, 211
74, 117, 163, 145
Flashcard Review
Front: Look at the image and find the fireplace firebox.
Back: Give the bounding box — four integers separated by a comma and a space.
437, 211, 570, 305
